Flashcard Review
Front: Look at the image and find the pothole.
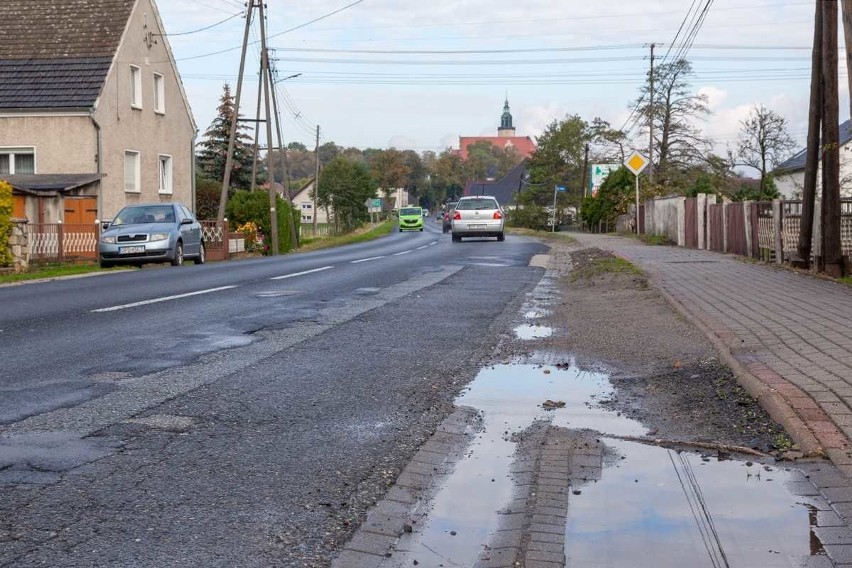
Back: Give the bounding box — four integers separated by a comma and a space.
514, 323, 554, 340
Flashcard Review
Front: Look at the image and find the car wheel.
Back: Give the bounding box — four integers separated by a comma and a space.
195, 242, 206, 264
452, 234, 461, 243
99, 260, 112, 269
497, 232, 505, 242
171, 241, 184, 266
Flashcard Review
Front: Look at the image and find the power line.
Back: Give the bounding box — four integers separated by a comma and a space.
159, 12, 242, 37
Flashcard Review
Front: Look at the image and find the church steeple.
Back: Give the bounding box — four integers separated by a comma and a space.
498, 96, 516, 137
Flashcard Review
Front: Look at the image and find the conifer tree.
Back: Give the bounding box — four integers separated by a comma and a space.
197, 83, 256, 189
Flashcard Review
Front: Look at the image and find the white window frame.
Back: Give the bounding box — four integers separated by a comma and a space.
158, 154, 173, 194
124, 150, 141, 193
153, 72, 165, 114
130, 65, 142, 109
0, 146, 36, 175
302, 214, 312, 222
301, 202, 312, 210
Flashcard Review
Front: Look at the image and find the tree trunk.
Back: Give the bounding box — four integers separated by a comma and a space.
798, 0, 823, 267
822, 0, 842, 277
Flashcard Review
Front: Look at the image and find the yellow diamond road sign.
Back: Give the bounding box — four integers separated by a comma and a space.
625, 151, 649, 175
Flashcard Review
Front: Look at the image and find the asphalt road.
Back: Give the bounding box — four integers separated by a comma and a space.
0, 221, 547, 567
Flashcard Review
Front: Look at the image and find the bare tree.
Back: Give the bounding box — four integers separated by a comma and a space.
733, 104, 796, 200
635, 59, 711, 188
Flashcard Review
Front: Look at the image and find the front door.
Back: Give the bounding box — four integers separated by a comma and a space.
63, 197, 99, 259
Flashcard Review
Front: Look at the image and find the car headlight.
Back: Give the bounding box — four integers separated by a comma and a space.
101, 236, 116, 244
149, 233, 170, 242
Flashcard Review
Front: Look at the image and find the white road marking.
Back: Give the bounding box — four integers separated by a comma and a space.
393, 250, 413, 256
429, 241, 438, 246
92, 285, 238, 313
351, 256, 386, 264
415, 245, 429, 250
270, 266, 334, 280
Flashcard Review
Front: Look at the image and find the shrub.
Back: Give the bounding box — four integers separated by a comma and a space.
0, 182, 13, 267
225, 190, 298, 253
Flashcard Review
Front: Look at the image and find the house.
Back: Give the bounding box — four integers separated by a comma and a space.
775, 119, 852, 200
458, 99, 536, 161
288, 178, 329, 225
463, 160, 529, 207
0, 0, 197, 226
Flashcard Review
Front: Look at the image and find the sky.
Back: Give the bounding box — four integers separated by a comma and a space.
157, 0, 847, 170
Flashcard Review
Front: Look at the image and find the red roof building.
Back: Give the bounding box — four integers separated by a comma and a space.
458, 99, 536, 160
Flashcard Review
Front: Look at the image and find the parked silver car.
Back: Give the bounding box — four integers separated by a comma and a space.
98, 203, 205, 268
451, 196, 505, 242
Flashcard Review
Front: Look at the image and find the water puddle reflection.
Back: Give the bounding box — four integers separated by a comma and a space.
387, 363, 832, 567
514, 323, 554, 340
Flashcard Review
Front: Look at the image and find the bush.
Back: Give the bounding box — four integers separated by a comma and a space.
226, 190, 299, 253
195, 175, 221, 220
0, 182, 13, 267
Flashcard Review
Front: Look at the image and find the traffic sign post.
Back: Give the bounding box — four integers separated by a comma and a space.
552, 185, 566, 232
624, 152, 649, 234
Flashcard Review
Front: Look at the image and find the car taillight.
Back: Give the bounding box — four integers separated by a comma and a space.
493, 211, 503, 220
453, 211, 461, 220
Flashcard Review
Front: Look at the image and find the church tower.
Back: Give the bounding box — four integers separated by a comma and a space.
498, 97, 516, 137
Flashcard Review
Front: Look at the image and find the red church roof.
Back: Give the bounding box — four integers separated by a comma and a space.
459, 136, 536, 160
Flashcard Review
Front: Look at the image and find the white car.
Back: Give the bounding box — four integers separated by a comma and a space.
451, 196, 505, 242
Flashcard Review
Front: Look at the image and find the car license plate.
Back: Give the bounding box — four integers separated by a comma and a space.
118, 246, 145, 254
469, 224, 486, 229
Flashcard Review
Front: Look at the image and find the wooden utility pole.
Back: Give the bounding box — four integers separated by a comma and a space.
822, 0, 843, 277
257, 0, 280, 255
268, 63, 299, 249
249, 66, 264, 192
798, 0, 823, 267
843, 0, 852, 118
581, 143, 590, 198
314, 125, 320, 232
217, 2, 255, 221
648, 42, 655, 186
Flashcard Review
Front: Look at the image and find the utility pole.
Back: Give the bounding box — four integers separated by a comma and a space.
217, 2, 255, 221
314, 125, 320, 232
843, 0, 852, 120
581, 143, 590, 198
798, 0, 823, 267
257, 0, 279, 255
249, 66, 264, 192
822, 0, 842, 277
268, 64, 300, 249
648, 42, 655, 186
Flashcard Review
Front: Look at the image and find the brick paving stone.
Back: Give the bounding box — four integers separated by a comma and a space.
814, 526, 852, 545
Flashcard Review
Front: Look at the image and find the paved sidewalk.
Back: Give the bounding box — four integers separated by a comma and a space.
572, 233, 852, 473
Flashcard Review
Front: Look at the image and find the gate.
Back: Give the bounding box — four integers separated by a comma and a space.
684, 198, 697, 248
708, 204, 724, 252
726, 203, 748, 256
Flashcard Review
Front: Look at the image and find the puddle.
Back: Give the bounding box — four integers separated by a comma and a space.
514, 323, 553, 340
523, 309, 550, 319
388, 363, 832, 567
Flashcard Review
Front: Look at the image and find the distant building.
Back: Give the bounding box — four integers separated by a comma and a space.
458, 98, 536, 161
775, 119, 852, 199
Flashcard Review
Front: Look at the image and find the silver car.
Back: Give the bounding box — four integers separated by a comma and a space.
451, 196, 505, 242
98, 203, 205, 268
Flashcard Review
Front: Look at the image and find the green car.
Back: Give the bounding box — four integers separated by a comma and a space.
398, 207, 424, 232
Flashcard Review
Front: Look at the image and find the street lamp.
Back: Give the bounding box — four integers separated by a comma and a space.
274, 72, 302, 84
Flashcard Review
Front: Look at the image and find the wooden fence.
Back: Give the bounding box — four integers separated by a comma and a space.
27, 223, 99, 264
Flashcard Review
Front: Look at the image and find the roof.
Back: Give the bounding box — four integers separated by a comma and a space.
775, 118, 852, 173
2, 173, 104, 195
463, 160, 529, 204
459, 136, 536, 160
0, 0, 136, 109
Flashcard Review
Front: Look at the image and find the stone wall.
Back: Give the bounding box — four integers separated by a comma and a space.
9, 219, 29, 273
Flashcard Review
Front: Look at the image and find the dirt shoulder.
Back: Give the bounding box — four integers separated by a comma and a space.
539, 243, 792, 454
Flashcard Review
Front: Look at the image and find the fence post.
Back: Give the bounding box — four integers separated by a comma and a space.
676, 197, 686, 247
721, 200, 729, 253
706, 194, 717, 250
57, 221, 65, 263
743, 201, 753, 258
697, 194, 706, 249
224, 219, 230, 261
772, 199, 783, 264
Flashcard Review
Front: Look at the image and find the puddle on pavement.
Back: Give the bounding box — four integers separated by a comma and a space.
514, 323, 553, 340
388, 363, 831, 567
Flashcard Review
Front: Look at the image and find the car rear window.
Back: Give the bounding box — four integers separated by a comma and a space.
400, 208, 421, 216
456, 198, 499, 211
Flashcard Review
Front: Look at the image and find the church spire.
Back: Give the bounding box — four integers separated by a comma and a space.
498, 96, 516, 137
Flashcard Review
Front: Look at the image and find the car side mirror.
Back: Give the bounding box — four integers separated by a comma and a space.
180, 218, 193, 225
101, 221, 111, 230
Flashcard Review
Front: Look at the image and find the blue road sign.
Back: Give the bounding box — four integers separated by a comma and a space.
556, 185, 566, 192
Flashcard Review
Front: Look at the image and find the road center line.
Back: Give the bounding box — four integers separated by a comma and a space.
415, 245, 429, 250
92, 285, 239, 313
429, 241, 438, 246
393, 250, 413, 256
351, 256, 386, 264
271, 266, 334, 280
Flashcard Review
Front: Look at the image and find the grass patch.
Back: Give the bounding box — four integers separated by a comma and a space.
0, 262, 122, 284
506, 227, 576, 244
840, 276, 852, 288
297, 219, 396, 252
570, 256, 643, 281
638, 233, 673, 246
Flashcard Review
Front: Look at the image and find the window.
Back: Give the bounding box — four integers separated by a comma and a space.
0, 148, 35, 174
130, 65, 142, 108
158, 155, 173, 194
301, 203, 312, 210
302, 215, 312, 222
153, 73, 165, 114
124, 150, 140, 192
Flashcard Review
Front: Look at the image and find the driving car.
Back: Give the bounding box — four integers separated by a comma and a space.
398, 206, 424, 231
98, 203, 205, 268
450, 195, 504, 242
441, 201, 458, 233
